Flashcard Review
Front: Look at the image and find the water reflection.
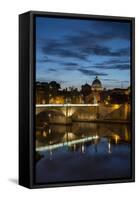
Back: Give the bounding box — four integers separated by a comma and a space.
35, 122, 131, 184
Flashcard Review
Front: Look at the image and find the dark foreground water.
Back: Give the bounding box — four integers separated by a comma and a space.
35, 122, 131, 184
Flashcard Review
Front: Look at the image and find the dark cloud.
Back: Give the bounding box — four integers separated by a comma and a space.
61, 62, 80, 71
36, 56, 57, 63
55, 49, 87, 60
91, 21, 131, 40
88, 64, 130, 71
101, 78, 119, 82
40, 27, 130, 61
64, 66, 78, 71
78, 69, 108, 76
61, 62, 79, 66
41, 39, 87, 60
101, 78, 129, 83
83, 45, 130, 57
37, 58, 54, 63
112, 64, 130, 70
65, 26, 130, 47
64, 29, 130, 57
101, 58, 130, 65
41, 42, 129, 62
91, 63, 130, 70
48, 68, 57, 72
42, 45, 87, 60
86, 57, 130, 71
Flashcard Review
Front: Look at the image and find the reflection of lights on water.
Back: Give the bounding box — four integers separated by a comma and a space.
42, 99, 46, 104
81, 144, 85, 153
108, 140, 111, 154
36, 136, 99, 152
73, 144, 76, 150
48, 113, 51, 118
105, 101, 109, 105
42, 131, 47, 137
63, 132, 76, 141
49, 129, 51, 134
94, 144, 98, 153
49, 141, 53, 160
44, 122, 48, 126
93, 134, 99, 144
68, 109, 75, 116
124, 127, 130, 142
115, 136, 118, 144
95, 135, 99, 139
124, 104, 129, 119
49, 149, 53, 160
62, 108, 75, 117
113, 104, 120, 109
113, 134, 120, 144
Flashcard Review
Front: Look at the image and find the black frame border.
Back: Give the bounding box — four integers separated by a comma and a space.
19, 10, 135, 189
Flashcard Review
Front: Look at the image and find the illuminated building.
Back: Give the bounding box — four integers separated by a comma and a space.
91, 76, 103, 91
91, 76, 103, 103
49, 96, 65, 104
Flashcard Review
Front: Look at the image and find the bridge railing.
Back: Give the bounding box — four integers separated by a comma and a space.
36, 103, 99, 107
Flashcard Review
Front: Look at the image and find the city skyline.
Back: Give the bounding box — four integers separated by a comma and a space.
36, 16, 131, 89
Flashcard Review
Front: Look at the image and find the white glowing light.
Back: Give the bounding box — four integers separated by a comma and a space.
36, 135, 99, 152
36, 103, 99, 107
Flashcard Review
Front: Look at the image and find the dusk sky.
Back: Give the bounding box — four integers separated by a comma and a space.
36, 16, 131, 89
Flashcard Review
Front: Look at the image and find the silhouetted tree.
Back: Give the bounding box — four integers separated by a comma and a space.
49, 81, 61, 91
81, 83, 91, 96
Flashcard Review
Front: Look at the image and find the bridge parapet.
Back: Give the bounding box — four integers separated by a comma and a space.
36, 103, 130, 123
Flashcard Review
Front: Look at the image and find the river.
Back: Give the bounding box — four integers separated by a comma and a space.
35, 122, 131, 184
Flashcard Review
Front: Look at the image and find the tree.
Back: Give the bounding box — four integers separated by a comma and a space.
49, 81, 61, 92
81, 83, 91, 96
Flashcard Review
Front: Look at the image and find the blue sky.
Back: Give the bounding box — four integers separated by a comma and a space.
36, 16, 131, 89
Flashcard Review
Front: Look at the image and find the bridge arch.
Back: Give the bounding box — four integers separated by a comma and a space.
36, 108, 68, 126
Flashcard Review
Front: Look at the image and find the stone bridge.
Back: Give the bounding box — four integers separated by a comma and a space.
36, 103, 130, 124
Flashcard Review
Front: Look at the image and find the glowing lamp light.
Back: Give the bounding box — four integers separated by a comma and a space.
113, 134, 120, 144
113, 104, 120, 109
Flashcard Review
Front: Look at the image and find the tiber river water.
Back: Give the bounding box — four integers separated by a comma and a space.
35, 122, 131, 184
